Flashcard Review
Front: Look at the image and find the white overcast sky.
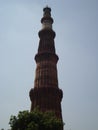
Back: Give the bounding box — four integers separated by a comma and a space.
0, 0, 98, 130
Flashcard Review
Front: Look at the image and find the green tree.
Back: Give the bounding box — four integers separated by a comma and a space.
9, 108, 63, 130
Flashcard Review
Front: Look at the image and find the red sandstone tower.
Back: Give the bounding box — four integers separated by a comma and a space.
29, 7, 63, 120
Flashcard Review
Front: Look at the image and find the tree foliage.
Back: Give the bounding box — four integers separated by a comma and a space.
9, 108, 63, 130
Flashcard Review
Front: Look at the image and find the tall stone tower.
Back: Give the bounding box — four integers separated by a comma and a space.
29, 7, 63, 120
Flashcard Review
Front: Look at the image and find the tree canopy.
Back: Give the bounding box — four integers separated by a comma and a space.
9, 108, 63, 130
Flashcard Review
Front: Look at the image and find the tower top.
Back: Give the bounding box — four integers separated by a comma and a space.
41, 6, 53, 29
43, 6, 51, 16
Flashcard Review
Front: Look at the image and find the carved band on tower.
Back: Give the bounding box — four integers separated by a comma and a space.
29, 6, 63, 120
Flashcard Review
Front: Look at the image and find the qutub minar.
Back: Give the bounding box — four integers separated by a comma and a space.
29, 6, 63, 126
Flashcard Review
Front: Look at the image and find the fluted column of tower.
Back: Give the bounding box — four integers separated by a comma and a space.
30, 7, 63, 120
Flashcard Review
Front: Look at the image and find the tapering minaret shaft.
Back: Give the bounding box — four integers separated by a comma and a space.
30, 7, 63, 121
